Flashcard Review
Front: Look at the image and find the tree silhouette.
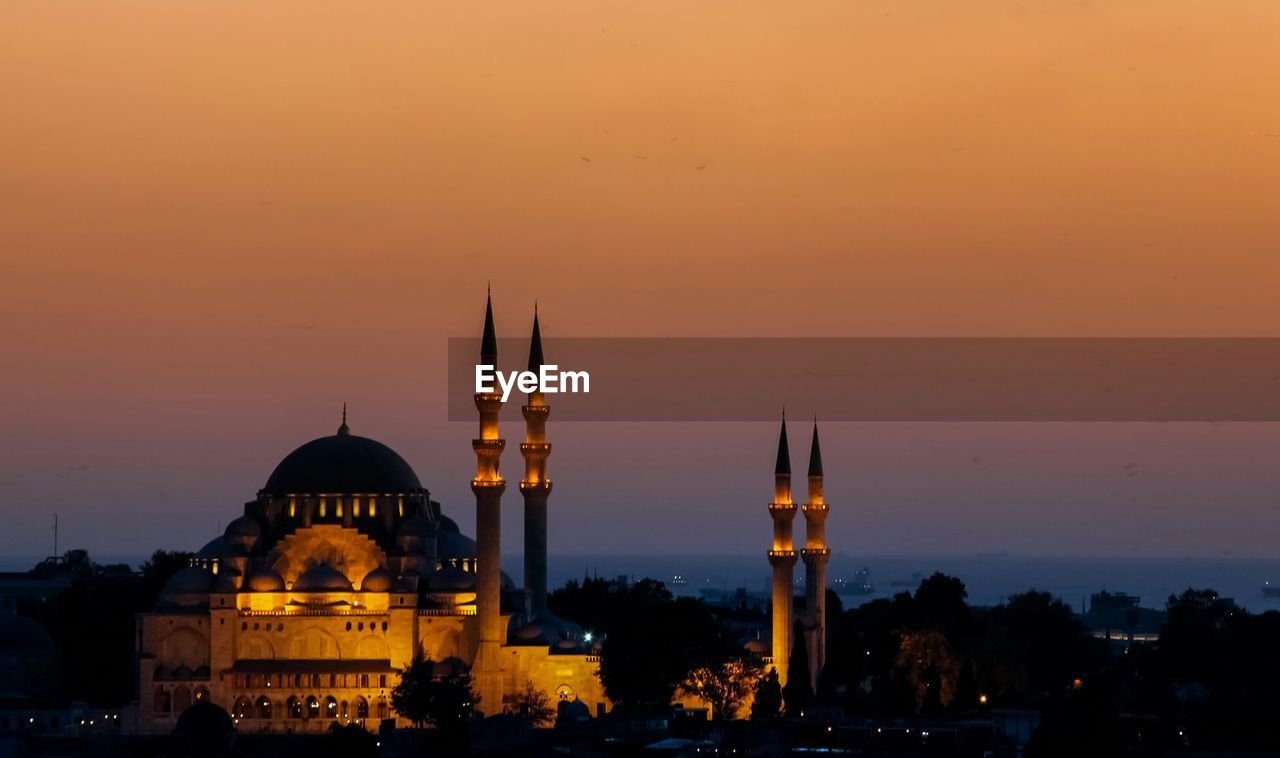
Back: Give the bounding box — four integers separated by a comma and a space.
390, 652, 478, 736
782, 628, 813, 716
750, 667, 783, 720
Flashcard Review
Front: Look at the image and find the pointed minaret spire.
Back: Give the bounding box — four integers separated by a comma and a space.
481, 285, 498, 366
521, 302, 553, 613
775, 412, 791, 476
337, 402, 350, 436
808, 418, 823, 477
527, 303, 545, 373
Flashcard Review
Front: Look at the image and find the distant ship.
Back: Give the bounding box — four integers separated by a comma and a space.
1263, 581, 1280, 599
834, 566, 876, 596
671, 574, 689, 587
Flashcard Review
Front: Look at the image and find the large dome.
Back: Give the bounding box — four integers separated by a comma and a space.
262, 430, 422, 495
0, 613, 54, 652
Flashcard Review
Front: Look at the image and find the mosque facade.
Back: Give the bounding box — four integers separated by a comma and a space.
128, 296, 604, 733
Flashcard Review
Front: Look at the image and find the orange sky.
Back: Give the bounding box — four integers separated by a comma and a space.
2, 0, 1280, 559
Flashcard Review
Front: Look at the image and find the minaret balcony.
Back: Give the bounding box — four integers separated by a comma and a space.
767, 550, 798, 566
519, 442, 551, 455
768, 502, 798, 516
472, 439, 506, 452
518, 479, 552, 492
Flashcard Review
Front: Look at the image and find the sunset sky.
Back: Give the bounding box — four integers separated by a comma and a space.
3, 1, 1280, 560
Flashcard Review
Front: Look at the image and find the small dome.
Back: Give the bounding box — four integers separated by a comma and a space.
512, 611, 583, 647
197, 537, 231, 559
292, 564, 353, 593
247, 568, 286, 592
163, 566, 216, 596
0, 613, 54, 652
392, 571, 419, 593
225, 515, 262, 539
437, 529, 477, 559
426, 565, 476, 593
361, 567, 394, 592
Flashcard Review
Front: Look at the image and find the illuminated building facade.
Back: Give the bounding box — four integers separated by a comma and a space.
128, 295, 603, 734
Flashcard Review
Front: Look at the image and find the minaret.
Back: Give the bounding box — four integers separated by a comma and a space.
801, 419, 830, 692
520, 305, 552, 614
471, 289, 506, 713
768, 414, 798, 687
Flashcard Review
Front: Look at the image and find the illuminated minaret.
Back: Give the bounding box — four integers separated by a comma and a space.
471, 289, 506, 711
768, 414, 798, 687
801, 420, 830, 692
520, 305, 552, 614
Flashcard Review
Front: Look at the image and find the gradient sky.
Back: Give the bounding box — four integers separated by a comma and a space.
3, 1, 1280, 560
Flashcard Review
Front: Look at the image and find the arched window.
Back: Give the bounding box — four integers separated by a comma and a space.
232, 696, 252, 719
397, 498, 404, 517
355, 696, 369, 719
340, 700, 349, 719
325, 696, 338, 719
376, 698, 388, 720
289, 497, 296, 517
319, 497, 327, 518
256, 696, 273, 719
354, 498, 361, 517
306, 696, 320, 719
336, 499, 344, 518
172, 685, 192, 714
369, 499, 377, 517
154, 686, 171, 713
287, 696, 302, 719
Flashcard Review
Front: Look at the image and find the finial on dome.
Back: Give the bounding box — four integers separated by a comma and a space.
338, 403, 350, 436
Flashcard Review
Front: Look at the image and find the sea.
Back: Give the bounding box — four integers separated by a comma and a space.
8, 553, 1278, 613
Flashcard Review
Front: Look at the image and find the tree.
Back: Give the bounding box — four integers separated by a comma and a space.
751, 668, 784, 720
389, 652, 479, 733
895, 628, 960, 713
322, 722, 379, 758
599, 595, 735, 706
679, 655, 763, 720
507, 680, 556, 727
782, 630, 813, 716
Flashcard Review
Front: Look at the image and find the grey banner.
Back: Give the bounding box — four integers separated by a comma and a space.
446, 338, 1280, 421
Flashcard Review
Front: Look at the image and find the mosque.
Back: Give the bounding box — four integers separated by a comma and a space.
128, 295, 605, 733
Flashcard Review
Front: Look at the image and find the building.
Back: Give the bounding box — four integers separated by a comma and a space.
128, 294, 605, 734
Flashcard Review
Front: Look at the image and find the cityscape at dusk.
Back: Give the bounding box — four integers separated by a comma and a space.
3, 1, 1280, 755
